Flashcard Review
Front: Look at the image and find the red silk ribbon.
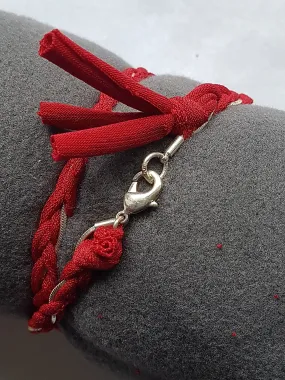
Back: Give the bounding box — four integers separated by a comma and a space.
38, 30, 253, 161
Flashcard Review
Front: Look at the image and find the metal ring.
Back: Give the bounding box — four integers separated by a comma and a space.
141, 152, 169, 183
113, 211, 129, 228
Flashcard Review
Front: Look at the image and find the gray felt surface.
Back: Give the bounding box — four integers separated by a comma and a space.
1, 10, 285, 380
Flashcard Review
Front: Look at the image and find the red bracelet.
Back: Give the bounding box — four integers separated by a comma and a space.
28, 29, 253, 333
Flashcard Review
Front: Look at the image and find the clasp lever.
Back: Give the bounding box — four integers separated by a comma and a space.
123, 170, 163, 215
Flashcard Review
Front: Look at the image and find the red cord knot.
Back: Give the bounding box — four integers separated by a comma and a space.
61, 226, 124, 278
28, 226, 124, 332
171, 96, 209, 138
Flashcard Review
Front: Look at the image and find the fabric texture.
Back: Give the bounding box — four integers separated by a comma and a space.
1, 10, 285, 380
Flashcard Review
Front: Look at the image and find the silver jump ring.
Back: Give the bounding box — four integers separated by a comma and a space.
142, 152, 169, 184
113, 211, 129, 228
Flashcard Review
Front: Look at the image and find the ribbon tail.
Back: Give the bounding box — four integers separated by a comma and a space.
50, 114, 173, 161
39, 30, 172, 114
38, 102, 147, 130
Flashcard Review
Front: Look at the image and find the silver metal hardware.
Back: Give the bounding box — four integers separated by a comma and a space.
192, 111, 214, 136
123, 170, 162, 215
142, 152, 169, 183
164, 135, 185, 157
76, 218, 116, 247
49, 279, 66, 324
229, 99, 242, 106
55, 206, 67, 253
113, 211, 129, 228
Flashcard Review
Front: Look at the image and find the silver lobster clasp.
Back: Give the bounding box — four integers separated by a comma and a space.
123, 170, 163, 215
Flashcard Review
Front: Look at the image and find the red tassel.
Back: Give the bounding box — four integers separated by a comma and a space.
38, 30, 253, 161
50, 114, 172, 160
39, 30, 169, 114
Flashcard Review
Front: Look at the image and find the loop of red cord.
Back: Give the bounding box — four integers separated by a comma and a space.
29, 30, 253, 332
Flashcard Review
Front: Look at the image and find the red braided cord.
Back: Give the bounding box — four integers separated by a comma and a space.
29, 226, 124, 332
29, 67, 151, 332
31, 158, 86, 310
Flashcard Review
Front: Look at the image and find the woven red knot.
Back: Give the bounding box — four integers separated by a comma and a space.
171, 96, 209, 138
61, 226, 124, 277
170, 83, 253, 138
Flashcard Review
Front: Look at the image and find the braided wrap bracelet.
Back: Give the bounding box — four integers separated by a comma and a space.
28, 29, 253, 333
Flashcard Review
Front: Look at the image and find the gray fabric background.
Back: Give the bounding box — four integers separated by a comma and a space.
1, 11, 285, 380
